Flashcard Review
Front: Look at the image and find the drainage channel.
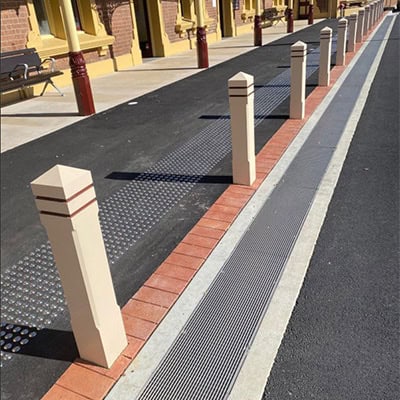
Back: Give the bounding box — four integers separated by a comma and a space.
0, 39, 335, 366
108, 17, 393, 400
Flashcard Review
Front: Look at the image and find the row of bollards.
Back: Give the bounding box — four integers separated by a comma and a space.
29, 0, 385, 370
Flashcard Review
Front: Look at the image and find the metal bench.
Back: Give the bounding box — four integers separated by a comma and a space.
262, 7, 286, 26
0, 48, 64, 96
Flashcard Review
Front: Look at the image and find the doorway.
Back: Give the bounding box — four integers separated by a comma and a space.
134, 0, 153, 57
219, 0, 234, 37
298, 0, 310, 19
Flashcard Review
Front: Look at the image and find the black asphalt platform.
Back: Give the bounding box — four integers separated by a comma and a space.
263, 15, 399, 400
1, 20, 340, 400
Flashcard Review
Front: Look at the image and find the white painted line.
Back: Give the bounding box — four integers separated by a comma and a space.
227, 14, 397, 400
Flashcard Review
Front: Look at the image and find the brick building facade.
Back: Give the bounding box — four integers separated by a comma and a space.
1, 0, 372, 103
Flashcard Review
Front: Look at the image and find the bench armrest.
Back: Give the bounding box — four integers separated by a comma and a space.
10, 63, 29, 80
41, 57, 56, 72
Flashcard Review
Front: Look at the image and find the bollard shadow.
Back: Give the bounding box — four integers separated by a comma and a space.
118, 67, 198, 72
254, 83, 289, 88
2, 112, 79, 118
1, 323, 78, 362
199, 114, 288, 120
105, 171, 233, 184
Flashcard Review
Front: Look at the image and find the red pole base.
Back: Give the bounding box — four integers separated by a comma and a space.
254, 15, 262, 46
308, 5, 314, 25
287, 9, 294, 33
69, 51, 95, 116
196, 27, 209, 69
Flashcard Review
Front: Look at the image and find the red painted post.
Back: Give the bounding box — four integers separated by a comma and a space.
287, 8, 294, 33
196, 27, 209, 69
254, 15, 262, 46
195, 0, 209, 69
69, 51, 95, 116
308, 1, 314, 25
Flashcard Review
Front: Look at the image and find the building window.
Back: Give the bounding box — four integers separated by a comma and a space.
71, 0, 83, 31
32, 0, 51, 35
244, 0, 256, 11
179, 0, 195, 21
27, 0, 114, 58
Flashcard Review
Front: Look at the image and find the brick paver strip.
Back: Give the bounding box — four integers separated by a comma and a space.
40, 15, 384, 398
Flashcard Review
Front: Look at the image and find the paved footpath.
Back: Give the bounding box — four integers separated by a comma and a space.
1, 11, 398, 400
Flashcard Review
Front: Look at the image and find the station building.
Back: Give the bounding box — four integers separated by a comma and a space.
0, 0, 393, 104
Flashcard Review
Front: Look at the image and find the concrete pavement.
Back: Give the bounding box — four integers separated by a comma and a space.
1, 19, 316, 153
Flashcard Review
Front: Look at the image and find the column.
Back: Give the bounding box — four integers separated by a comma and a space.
308, 0, 314, 25
287, 0, 294, 33
254, 0, 262, 46
59, 0, 95, 116
195, 0, 209, 68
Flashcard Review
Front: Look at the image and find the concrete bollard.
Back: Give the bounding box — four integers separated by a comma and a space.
356, 9, 365, 43
370, 2, 375, 27
348, 14, 358, 53
228, 72, 256, 186
319, 27, 332, 87
336, 19, 348, 66
364, 6, 370, 35
290, 41, 307, 120
31, 165, 127, 368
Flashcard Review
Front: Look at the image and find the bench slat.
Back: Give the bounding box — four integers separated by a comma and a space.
0, 48, 63, 95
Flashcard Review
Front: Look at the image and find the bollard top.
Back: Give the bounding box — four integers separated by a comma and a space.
338, 18, 348, 27
320, 26, 333, 37
359, 8, 365, 14
365, 4, 370, 9
349, 13, 358, 20
31, 164, 93, 200
228, 72, 254, 88
31, 165, 96, 218
291, 41, 307, 56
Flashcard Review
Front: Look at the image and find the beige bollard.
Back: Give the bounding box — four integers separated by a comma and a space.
356, 9, 365, 43
319, 27, 332, 87
290, 41, 307, 120
31, 165, 127, 368
370, 2, 376, 26
364, 6, 370, 35
348, 14, 358, 53
228, 72, 256, 186
336, 19, 348, 66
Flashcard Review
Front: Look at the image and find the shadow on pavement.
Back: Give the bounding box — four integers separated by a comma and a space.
105, 171, 233, 184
